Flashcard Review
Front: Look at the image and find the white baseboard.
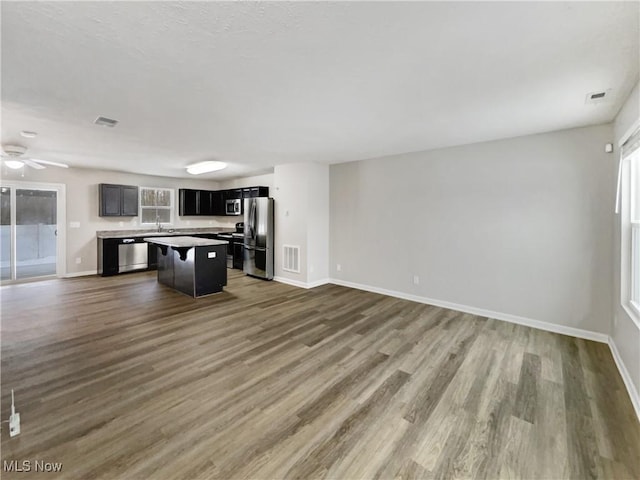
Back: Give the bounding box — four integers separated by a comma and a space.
329, 278, 609, 344
64, 270, 98, 278
308, 278, 331, 288
274, 276, 331, 289
608, 338, 640, 421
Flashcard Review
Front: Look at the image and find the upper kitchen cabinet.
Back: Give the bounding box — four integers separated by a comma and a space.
179, 186, 269, 216
227, 189, 243, 200
179, 189, 214, 216
199, 190, 213, 216
179, 189, 199, 216
99, 184, 139, 217
245, 186, 269, 198
212, 190, 226, 216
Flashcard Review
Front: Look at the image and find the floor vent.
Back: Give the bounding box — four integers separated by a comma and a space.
282, 245, 300, 273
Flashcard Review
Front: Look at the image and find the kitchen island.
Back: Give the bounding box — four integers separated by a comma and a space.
144, 236, 228, 298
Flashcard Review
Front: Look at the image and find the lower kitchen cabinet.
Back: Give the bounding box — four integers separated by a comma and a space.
97, 238, 120, 276
233, 242, 244, 270
98, 237, 154, 276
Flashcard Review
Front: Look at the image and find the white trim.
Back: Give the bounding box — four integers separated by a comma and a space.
617, 118, 640, 148
64, 270, 98, 278
139, 187, 175, 226
608, 337, 640, 421
308, 278, 331, 289
274, 276, 330, 289
329, 278, 609, 343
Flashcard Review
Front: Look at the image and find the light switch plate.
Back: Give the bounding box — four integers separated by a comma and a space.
69, 221, 80, 228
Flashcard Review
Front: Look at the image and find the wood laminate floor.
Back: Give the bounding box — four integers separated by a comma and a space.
1, 271, 638, 479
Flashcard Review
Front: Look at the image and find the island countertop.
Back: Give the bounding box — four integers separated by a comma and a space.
144, 236, 228, 248
97, 227, 234, 239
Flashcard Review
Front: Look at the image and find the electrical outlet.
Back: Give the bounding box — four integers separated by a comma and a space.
75, 257, 82, 264
413, 275, 420, 285
336, 264, 342, 272
69, 221, 80, 229
118, 221, 124, 227
310, 265, 314, 273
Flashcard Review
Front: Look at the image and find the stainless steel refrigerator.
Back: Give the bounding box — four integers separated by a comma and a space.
243, 197, 274, 280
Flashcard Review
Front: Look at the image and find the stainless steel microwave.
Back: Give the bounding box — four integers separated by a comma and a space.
225, 198, 241, 215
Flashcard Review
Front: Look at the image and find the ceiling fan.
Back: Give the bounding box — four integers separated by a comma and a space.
1, 144, 69, 170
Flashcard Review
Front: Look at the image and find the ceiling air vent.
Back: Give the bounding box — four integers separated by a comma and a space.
94, 116, 118, 127
585, 89, 611, 105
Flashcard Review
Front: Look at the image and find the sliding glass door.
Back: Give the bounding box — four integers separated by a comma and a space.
0, 182, 65, 282
1, 187, 11, 280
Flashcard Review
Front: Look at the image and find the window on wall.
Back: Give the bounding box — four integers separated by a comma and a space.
140, 187, 173, 225
619, 127, 640, 322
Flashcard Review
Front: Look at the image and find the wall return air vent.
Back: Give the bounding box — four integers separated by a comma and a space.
282, 245, 300, 273
94, 116, 118, 127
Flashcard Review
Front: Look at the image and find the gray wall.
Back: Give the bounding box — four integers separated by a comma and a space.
330, 124, 615, 334
612, 81, 640, 403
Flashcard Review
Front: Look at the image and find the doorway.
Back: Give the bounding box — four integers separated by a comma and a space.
1, 182, 66, 282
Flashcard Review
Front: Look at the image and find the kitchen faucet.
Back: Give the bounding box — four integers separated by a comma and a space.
156, 215, 163, 233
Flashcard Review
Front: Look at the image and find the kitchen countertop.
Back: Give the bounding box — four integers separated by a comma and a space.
96, 227, 234, 239
144, 236, 228, 248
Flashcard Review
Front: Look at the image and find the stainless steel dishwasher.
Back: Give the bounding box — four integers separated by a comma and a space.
118, 238, 148, 273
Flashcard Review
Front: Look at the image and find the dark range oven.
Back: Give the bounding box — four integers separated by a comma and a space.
217, 222, 244, 269
216, 233, 234, 268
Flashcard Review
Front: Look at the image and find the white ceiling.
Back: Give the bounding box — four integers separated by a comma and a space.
1, 1, 638, 180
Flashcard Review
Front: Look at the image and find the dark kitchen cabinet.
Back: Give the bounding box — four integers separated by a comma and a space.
121, 186, 139, 216
179, 189, 217, 216
242, 186, 269, 198
179, 189, 199, 216
97, 238, 120, 275
179, 186, 269, 216
250, 186, 269, 198
199, 190, 213, 216
227, 189, 242, 200
212, 190, 225, 216
99, 184, 139, 217
148, 242, 158, 270
233, 242, 244, 269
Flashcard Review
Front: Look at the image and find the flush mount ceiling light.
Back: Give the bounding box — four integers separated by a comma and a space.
4, 160, 24, 169
186, 161, 227, 175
